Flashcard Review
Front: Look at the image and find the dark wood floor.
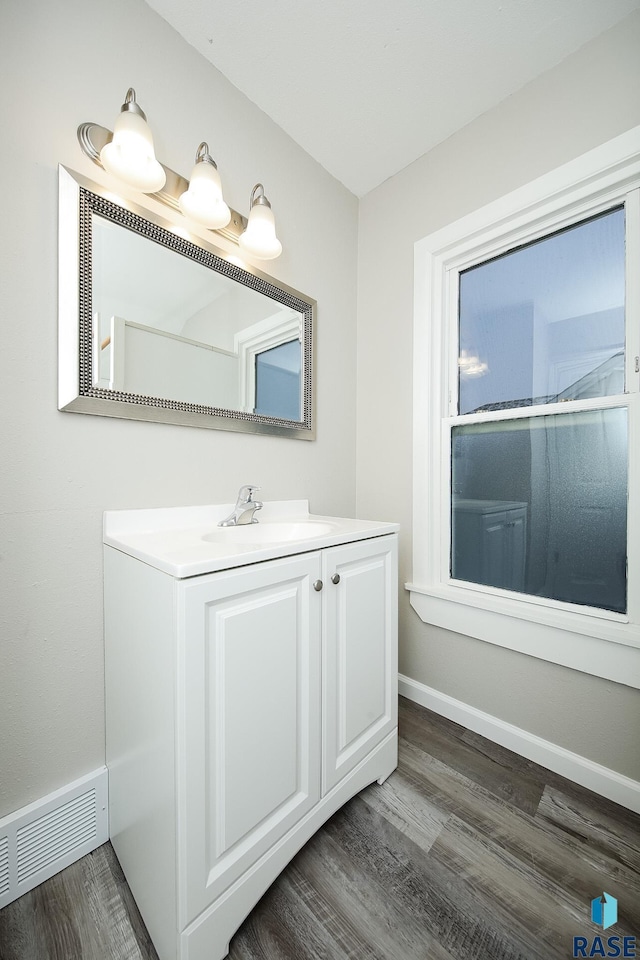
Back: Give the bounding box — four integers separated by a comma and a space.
1, 697, 638, 960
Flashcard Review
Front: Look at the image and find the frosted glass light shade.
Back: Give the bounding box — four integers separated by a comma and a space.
239, 189, 282, 260
100, 95, 165, 194
179, 146, 231, 229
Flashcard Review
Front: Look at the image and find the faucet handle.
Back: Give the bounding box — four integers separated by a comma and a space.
238, 484, 261, 502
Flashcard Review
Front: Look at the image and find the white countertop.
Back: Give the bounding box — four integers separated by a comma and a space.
104, 500, 399, 578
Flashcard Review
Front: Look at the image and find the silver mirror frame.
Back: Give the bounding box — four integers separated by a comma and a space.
58, 165, 316, 439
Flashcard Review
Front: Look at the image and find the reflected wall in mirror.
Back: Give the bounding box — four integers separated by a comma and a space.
59, 166, 315, 439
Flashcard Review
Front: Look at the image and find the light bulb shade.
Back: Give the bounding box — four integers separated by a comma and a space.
100, 91, 166, 193
178, 144, 231, 229
238, 186, 282, 260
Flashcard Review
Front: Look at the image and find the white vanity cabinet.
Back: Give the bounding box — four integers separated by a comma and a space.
321, 537, 397, 794
179, 553, 323, 928
104, 506, 398, 960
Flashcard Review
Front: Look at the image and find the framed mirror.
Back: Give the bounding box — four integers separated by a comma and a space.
58, 166, 315, 439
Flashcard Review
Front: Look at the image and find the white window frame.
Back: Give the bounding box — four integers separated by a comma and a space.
234, 312, 302, 414
408, 127, 640, 689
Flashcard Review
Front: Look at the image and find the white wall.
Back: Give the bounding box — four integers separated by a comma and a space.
3, 0, 639, 824
0, 0, 358, 817
356, 11, 640, 780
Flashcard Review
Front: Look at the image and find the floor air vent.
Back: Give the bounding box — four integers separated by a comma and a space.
0, 835, 9, 898
0, 768, 108, 910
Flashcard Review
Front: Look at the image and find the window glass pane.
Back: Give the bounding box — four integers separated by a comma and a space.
255, 340, 301, 420
451, 408, 627, 613
458, 208, 625, 415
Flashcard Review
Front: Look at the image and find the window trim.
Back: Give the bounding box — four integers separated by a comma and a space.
408, 127, 640, 689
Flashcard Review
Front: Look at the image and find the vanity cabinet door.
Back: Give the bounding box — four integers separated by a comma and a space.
321, 535, 398, 795
178, 553, 322, 925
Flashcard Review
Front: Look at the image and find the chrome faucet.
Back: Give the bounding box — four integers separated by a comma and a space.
218, 485, 263, 527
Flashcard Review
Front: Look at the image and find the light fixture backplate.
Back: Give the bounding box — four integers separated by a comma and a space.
77, 122, 248, 244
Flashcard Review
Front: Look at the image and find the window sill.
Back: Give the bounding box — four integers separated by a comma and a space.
406, 582, 640, 689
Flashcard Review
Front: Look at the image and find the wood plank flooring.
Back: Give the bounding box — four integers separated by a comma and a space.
1, 697, 638, 960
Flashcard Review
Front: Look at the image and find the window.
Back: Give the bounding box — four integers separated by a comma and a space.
457, 209, 625, 417
409, 128, 640, 687
254, 340, 302, 420
453, 209, 627, 614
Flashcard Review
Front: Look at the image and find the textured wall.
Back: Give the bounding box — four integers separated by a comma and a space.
0, 0, 358, 817
356, 12, 640, 779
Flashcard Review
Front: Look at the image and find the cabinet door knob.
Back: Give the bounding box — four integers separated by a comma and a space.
313, 579, 323, 592
331, 573, 341, 584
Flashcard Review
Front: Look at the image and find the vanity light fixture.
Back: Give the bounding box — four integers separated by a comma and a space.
238, 184, 282, 261
178, 142, 231, 229
99, 89, 166, 194
77, 88, 282, 259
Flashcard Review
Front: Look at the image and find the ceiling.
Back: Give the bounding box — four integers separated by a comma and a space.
144, 0, 640, 197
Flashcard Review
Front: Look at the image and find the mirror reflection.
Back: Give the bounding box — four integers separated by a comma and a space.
58, 166, 314, 439
92, 214, 304, 419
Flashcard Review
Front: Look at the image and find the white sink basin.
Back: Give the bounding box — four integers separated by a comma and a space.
202, 520, 336, 544
104, 500, 399, 577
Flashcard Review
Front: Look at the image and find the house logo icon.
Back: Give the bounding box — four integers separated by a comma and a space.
591, 893, 617, 930
573, 893, 634, 957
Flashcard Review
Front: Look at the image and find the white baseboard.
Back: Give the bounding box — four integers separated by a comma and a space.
399, 675, 640, 814
0, 767, 109, 910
